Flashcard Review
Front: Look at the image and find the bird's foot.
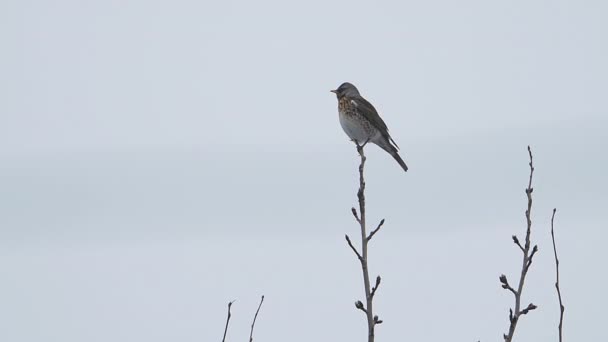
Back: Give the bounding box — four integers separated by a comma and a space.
355, 139, 370, 154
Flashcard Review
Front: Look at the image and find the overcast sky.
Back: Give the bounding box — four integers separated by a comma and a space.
1, 0, 607, 341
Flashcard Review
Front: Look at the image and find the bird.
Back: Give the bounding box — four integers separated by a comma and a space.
331, 82, 408, 172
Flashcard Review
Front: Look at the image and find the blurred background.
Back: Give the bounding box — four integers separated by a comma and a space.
1, 0, 606, 341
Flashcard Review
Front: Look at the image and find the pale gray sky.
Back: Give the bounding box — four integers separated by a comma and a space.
1, 0, 607, 341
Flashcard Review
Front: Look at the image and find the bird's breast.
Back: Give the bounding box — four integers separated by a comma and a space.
338, 107, 377, 143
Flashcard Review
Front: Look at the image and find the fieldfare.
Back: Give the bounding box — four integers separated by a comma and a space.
331, 82, 408, 172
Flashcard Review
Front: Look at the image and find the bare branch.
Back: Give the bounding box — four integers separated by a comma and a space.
248, 295, 264, 342
221, 300, 235, 342
367, 219, 385, 241
502, 146, 539, 342
551, 208, 565, 342
345, 143, 381, 342
345, 234, 362, 261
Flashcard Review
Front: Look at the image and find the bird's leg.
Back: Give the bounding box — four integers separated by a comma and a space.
355, 138, 370, 154
361, 138, 370, 148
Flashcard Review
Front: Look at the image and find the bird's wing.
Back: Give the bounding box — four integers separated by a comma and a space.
350, 95, 400, 150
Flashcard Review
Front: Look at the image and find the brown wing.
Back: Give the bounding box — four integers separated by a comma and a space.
349, 95, 400, 150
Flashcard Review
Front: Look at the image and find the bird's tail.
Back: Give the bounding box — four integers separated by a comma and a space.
376, 135, 408, 172
390, 150, 408, 172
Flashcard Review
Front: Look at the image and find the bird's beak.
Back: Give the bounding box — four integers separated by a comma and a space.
330, 90, 337, 94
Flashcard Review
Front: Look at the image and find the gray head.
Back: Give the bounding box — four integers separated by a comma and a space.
331, 82, 360, 98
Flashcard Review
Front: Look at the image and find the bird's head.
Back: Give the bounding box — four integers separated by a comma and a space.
330, 82, 360, 98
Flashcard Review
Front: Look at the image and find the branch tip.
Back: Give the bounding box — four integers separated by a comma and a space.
367, 219, 386, 241
248, 295, 265, 342
345, 234, 363, 261
355, 300, 367, 313
371, 275, 382, 297
222, 300, 236, 342
351, 207, 360, 221
521, 303, 537, 315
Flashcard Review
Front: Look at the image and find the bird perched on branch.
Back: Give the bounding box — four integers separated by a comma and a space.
331, 82, 408, 172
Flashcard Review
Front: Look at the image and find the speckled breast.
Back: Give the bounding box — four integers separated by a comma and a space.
338, 97, 377, 142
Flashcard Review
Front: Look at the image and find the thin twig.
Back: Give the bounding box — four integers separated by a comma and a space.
345, 234, 363, 261
499, 274, 517, 297
367, 219, 385, 241
551, 208, 565, 342
221, 300, 235, 342
512, 235, 524, 253
502, 146, 538, 342
249, 295, 265, 342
